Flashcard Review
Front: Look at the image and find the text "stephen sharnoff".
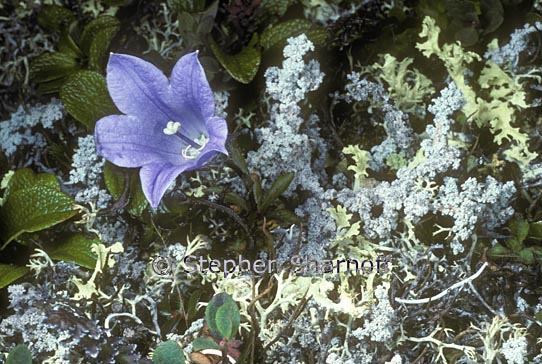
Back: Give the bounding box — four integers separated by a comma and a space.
182, 254, 391, 278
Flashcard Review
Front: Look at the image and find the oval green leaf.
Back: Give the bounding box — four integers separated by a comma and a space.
58, 32, 83, 59
205, 294, 222, 337
259, 171, 295, 213
30, 52, 80, 83
60, 70, 118, 129
261, 19, 326, 50
529, 221, 542, 240
89, 25, 120, 72
269, 208, 301, 225
6, 344, 32, 364
205, 293, 240, 340
209, 34, 261, 84
37, 5, 75, 32
519, 248, 535, 265
48, 233, 99, 269
36, 78, 68, 95
0, 265, 30, 289
152, 341, 185, 364
227, 141, 249, 176
224, 192, 248, 211
251, 174, 264, 209
103, 162, 148, 216
0, 169, 77, 249
80, 16, 120, 56
488, 243, 509, 257
192, 337, 221, 352
511, 219, 530, 243
261, 0, 296, 17
215, 301, 240, 339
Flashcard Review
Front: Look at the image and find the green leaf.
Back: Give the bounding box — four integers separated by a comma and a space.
215, 301, 240, 339
529, 221, 542, 240
215, 303, 233, 339
205, 295, 221, 337
152, 341, 185, 364
445, 0, 478, 24
37, 5, 75, 32
511, 219, 529, 243
101, 0, 130, 5
205, 293, 240, 339
455, 26, 478, 47
209, 34, 261, 84
192, 338, 221, 352
30, 52, 80, 83
170, 0, 206, 13
80, 16, 120, 56
0, 265, 30, 289
251, 174, 263, 209
268, 208, 301, 225
305, 27, 328, 47
58, 32, 83, 59
507, 238, 522, 253
259, 172, 295, 213
88, 25, 120, 72
195, 1, 219, 36
224, 192, 248, 211
60, 71, 118, 129
519, 248, 535, 265
177, 12, 196, 44
261, 0, 296, 17
480, 0, 504, 34
227, 142, 249, 176
531, 246, 542, 256
488, 243, 509, 257
103, 162, 148, 216
36, 78, 68, 95
0, 169, 77, 249
260, 19, 326, 50
186, 289, 202, 318
48, 233, 99, 269
6, 344, 32, 364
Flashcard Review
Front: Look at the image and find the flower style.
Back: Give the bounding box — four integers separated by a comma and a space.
94, 52, 228, 209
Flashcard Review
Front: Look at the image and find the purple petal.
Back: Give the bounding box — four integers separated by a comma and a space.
107, 53, 172, 125
140, 163, 187, 209
205, 116, 229, 155
170, 52, 215, 136
182, 117, 228, 168
94, 115, 183, 168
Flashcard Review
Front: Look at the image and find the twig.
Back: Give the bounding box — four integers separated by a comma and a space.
99, 171, 131, 216
468, 281, 500, 317
104, 312, 158, 337
294, 222, 303, 256
528, 189, 542, 217
247, 277, 276, 310
249, 275, 257, 364
411, 345, 429, 364
262, 292, 309, 352
396, 262, 488, 305
182, 191, 255, 248
316, 321, 333, 364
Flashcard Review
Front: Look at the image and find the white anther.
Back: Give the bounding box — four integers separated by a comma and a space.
181, 134, 209, 160
163, 121, 181, 135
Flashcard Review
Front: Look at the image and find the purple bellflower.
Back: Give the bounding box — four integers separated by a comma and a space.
94, 52, 228, 209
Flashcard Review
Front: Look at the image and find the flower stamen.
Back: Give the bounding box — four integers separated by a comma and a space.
164, 120, 203, 148
182, 134, 209, 160
163, 121, 181, 135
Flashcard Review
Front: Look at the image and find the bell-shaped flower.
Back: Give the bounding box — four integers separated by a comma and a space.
94, 52, 228, 209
